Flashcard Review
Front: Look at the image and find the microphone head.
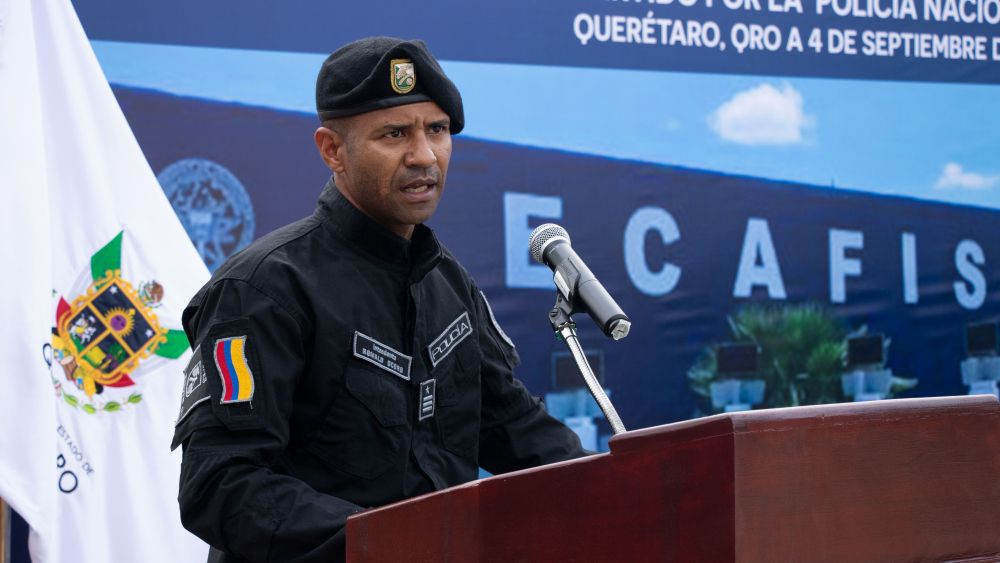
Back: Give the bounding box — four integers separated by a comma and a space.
529, 223, 571, 264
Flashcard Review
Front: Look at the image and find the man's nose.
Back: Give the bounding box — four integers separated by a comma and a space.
406, 131, 437, 168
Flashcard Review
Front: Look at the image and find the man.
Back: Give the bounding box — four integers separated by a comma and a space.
171, 36, 587, 562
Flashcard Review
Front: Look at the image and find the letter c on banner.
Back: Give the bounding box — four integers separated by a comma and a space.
624, 206, 681, 296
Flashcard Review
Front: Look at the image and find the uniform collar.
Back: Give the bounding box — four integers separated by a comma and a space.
316, 178, 442, 282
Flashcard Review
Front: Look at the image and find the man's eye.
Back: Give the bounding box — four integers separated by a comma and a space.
430, 124, 448, 134
386, 129, 404, 138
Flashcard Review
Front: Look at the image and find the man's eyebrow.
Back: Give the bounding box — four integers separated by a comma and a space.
429, 118, 450, 128
379, 122, 411, 131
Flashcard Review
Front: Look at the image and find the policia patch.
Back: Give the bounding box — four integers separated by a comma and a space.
428, 312, 473, 367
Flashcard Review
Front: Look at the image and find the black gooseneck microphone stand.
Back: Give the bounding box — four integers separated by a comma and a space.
548, 292, 627, 436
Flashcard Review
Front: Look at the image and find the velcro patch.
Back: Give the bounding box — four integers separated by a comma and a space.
353, 331, 412, 381
213, 335, 255, 404
419, 379, 436, 421
176, 344, 209, 425
428, 312, 473, 367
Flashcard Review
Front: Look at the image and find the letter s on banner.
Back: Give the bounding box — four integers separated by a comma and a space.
953, 239, 986, 310
624, 206, 681, 296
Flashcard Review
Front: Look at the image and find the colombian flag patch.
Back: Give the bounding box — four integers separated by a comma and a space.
213, 335, 255, 404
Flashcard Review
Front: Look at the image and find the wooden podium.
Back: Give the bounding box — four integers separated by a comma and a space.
347, 396, 1000, 562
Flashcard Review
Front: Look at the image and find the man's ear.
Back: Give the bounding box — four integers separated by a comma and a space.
314, 126, 347, 173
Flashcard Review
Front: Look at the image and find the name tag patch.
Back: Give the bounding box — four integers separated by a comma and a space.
428, 312, 473, 367
353, 331, 412, 381
176, 344, 209, 425
419, 379, 436, 421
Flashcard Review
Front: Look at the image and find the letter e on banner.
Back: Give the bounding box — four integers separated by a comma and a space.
504, 192, 562, 289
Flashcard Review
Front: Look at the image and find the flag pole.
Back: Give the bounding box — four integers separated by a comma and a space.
1, 497, 9, 563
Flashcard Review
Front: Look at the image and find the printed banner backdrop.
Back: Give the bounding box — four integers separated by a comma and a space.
68, 2, 999, 443
0, 0, 209, 561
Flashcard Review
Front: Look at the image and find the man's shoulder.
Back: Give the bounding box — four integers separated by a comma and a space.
184, 214, 325, 331
212, 214, 324, 283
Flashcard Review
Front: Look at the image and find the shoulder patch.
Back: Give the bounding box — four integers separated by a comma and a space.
176, 344, 210, 425
480, 291, 515, 348
353, 331, 412, 380
213, 335, 255, 404
428, 312, 473, 367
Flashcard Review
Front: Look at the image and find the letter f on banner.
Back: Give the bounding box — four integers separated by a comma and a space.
830, 228, 863, 303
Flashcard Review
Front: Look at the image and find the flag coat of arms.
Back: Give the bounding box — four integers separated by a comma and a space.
0, 0, 210, 560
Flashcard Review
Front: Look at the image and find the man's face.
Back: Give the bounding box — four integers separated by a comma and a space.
330, 101, 452, 239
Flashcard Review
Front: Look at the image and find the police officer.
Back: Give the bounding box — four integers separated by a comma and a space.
171, 36, 587, 563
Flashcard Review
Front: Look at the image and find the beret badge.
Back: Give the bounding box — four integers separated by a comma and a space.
390, 59, 416, 94
315, 37, 464, 132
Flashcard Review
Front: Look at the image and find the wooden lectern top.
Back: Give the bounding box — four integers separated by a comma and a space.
347, 396, 1000, 563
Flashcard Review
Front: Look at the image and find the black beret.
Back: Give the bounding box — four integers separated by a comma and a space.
316, 36, 464, 134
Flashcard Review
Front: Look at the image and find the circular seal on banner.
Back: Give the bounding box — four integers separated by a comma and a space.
158, 158, 255, 272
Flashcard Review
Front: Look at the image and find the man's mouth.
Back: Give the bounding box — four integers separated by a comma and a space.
401, 178, 437, 194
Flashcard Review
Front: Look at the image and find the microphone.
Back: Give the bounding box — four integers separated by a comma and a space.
529, 223, 631, 340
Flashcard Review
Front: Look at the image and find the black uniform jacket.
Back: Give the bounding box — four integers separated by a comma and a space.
172, 180, 586, 562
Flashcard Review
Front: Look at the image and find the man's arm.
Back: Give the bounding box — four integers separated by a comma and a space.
179, 429, 363, 562
470, 288, 590, 474
172, 279, 362, 562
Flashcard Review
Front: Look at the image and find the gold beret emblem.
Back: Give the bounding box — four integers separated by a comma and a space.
390, 59, 415, 94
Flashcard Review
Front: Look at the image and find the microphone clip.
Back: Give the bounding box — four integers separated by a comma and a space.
548, 291, 577, 336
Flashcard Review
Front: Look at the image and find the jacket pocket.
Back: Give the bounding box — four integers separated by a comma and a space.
434, 343, 482, 457
303, 362, 407, 479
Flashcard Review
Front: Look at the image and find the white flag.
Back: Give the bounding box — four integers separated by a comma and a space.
0, 0, 210, 561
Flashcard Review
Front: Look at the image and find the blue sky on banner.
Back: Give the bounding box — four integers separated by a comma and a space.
91, 40, 1000, 210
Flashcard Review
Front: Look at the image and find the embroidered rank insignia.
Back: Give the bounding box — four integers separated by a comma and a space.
176, 344, 209, 425
213, 335, 255, 404
390, 59, 415, 94
353, 331, 412, 381
419, 379, 436, 421
428, 312, 473, 367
